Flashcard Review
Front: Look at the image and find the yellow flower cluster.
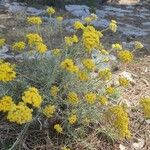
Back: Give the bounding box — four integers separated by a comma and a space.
7, 102, 33, 124
68, 114, 77, 124
61, 146, 71, 150
106, 86, 116, 95
0, 96, 15, 112
35, 42, 48, 53
50, 86, 59, 97
84, 16, 92, 23
67, 92, 79, 105
140, 98, 150, 119
54, 124, 63, 133
112, 43, 122, 51
83, 26, 103, 52
106, 105, 131, 138
12, 41, 25, 51
52, 48, 61, 56
74, 21, 85, 30
0, 61, 16, 82
65, 35, 78, 46
57, 16, 63, 22
119, 77, 129, 87
98, 68, 112, 81
22, 87, 42, 108
0, 38, 5, 47
47, 7, 55, 15
134, 41, 144, 49
77, 71, 89, 81
118, 50, 133, 63
27, 16, 42, 25
85, 92, 96, 104
109, 20, 117, 32
60, 59, 79, 74
82, 59, 95, 70
43, 105, 56, 118
26, 33, 43, 46
98, 96, 108, 106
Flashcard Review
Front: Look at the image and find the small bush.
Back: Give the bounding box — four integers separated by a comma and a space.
0, 8, 145, 149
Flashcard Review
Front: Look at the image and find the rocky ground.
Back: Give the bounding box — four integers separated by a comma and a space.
0, 0, 150, 149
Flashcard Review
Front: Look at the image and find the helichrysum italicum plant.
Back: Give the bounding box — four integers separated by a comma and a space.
0, 8, 145, 149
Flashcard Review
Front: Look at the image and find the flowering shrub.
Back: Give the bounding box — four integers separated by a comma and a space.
0, 7, 145, 149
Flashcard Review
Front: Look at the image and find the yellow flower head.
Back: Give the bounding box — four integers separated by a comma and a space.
72, 35, 78, 43
27, 16, 42, 25
57, 16, 63, 22
98, 96, 108, 106
82, 59, 95, 70
47, 7, 55, 15
22, 87, 42, 108
68, 114, 77, 124
83, 26, 102, 52
0, 38, 5, 47
65, 36, 73, 46
12, 41, 25, 51
50, 86, 59, 97
101, 49, 109, 55
118, 50, 133, 63
140, 97, 150, 119
7, 102, 33, 124
0, 96, 15, 112
67, 92, 79, 105
74, 21, 85, 30
54, 124, 63, 133
26, 33, 43, 45
98, 68, 112, 81
134, 41, 144, 49
112, 43, 122, 51
84, 17, 92, 23
60, 59, 79, 74
0, 61, 16, 82
78, 71, 89, 81
106, 86, 116, 95
85, 92, 96, 104
52, 48, 61, 56
61, 146, 71, 150
36, 42, 48, 53
43, 104, 56, 118
109, 20, 117, 32
106, 105, 131, 138
119, 77, 129, 87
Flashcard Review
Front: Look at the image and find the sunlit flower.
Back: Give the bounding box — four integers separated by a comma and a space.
112, 43, 122, 51
52, 48, 61, 56
12, 41, 25, 51
134, 41, 144, 49
118, 50, 133, 63
47, 7, 55, 15
43, 105, 56, 118
98, 96, 108, 106
106, 105, 131, 138
57, 16, 63, 22
67, 92, 79, 105
74, 21, 85, 30
0, 60, 16, 82
0, 96, 15, 112
27, 16, 42, 25
98, 68, 112, 81
36, 42, 48, 53
109, 20, 117, 32
82, 59, 95, 70
85, 92, 96, 104
68, 114, 77, 124
119, 77, 129, 87
7, 102, 33, 124
78, 71, 89, 81
54, 124, 63, 133
22, 87, 42, 108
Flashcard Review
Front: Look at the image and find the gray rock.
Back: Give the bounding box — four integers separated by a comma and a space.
65, 5, 90, 17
